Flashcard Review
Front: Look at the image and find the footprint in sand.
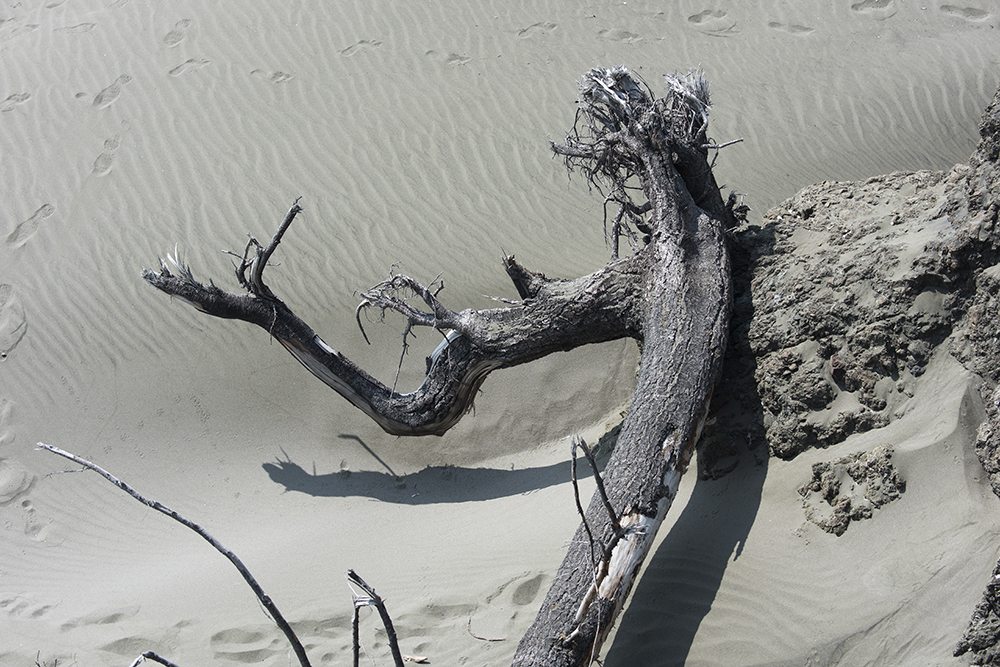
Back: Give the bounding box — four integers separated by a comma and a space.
0, 93, 29, 112
340, 39, 382, 56
250, 69, 294, 84
61, 606, 141, 631
517, 21, 557, 38
0, 458, 34, 506
0, 285, 27, 359
93, 74, 132, 109
687, 9, 739, 35
92, 137, 119, 176
210, 626, 283, 663
850, 0, 898, 20
91, 121, 130, 176
425, 50, 471, 66
0, 22, 39, 43
940, 4, 990, 20
169, 58, 211, 76
55, 23, 97, 35
0, 594, 55, 620
19, 498, 58, 542
511, 573, 545, 605
597, 28, 642, 42
6, 205, 54, 250
0, 398, 14, 446
767, 21, 815, 35
163, 18, 192, 47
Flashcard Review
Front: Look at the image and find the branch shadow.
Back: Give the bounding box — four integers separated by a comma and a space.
262, 443, 573, 505
604, 223, 776, 665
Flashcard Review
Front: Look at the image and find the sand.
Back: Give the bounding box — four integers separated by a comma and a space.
1, 0, 999, 665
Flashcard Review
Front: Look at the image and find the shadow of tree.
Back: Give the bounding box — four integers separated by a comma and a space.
604, 222, 775, 665
262, 448, 573, 505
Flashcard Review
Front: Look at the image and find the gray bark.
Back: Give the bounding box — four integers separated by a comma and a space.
142, 66, 737, 666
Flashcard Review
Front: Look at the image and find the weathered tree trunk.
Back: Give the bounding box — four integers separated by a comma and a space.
142, 66, 737, 666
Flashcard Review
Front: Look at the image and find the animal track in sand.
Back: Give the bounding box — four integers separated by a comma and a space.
93, 74, 132, 108
169, 58, 211, 76
850, 0, 899, 20
940, 4, 990, 20
163, 18, 191, 46
6, 204, 54, 250
340, 39, 382, 56
0, 92, 29, 112
687, 9, 739, 35
517, 21, 557, 38
250, 69, 293, 84
767, 21, 815, 35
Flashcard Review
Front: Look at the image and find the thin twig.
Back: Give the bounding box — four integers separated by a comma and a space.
248, 198, 303, 299
128, 651, 182, 667
346, 570, 405, 667
574, 437, 621, 535
352, 603, 361, 667
37, 443, 313, 667
466, 616, 506, 642
392, 321, 413, 394
701, 138, 743, 150
570, 438, 598, 570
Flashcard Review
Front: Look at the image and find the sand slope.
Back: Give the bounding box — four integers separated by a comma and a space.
2, 0, 999, 665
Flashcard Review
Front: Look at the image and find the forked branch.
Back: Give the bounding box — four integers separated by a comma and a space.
142, 206, 642, 436
346, 570, 405, 667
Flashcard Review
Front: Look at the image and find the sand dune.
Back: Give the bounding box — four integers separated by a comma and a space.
2, 0, 999, 665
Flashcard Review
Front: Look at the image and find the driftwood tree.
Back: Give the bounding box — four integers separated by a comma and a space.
143, 66, 739, 666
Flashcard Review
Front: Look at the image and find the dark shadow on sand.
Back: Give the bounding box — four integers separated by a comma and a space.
604, 222, 775, 665
263, 448, 572, 505
603, 442, 769, 665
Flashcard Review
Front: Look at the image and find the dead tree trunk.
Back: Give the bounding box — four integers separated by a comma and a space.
142, 66, 737, 666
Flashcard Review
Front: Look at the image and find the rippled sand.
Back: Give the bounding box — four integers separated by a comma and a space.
1, 0, 998, 665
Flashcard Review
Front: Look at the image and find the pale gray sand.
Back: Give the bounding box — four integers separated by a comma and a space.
1, 0, 998, 665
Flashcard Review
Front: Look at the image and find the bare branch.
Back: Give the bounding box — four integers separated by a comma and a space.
229, 198, 303, 300
573, 437, 621, 535
128, 651, 182, 667
347, 569, 405, 667
37, 443, 313, 667
702, 138, 744, 150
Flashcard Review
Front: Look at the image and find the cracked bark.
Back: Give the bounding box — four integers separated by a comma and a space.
142, 66, 737, 666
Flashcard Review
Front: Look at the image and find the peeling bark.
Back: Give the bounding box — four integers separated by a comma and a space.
143, 66, 737, 666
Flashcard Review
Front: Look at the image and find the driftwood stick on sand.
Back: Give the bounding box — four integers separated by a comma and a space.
127, 650, 183, 667
346, 569, 406, 667
36, 442, 314, 667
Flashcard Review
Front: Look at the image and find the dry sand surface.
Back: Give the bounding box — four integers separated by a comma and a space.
2, 0, 1000, 665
